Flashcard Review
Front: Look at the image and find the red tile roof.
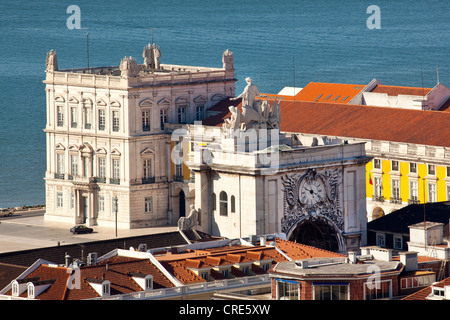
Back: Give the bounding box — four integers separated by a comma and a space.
279, 100, 450, 148
370, 84, 432, 96
204, 98, 450, 148
402, 276, 450, 300
293, 82, 365, 103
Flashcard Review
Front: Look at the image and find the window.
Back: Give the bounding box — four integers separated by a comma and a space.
447, 185, 450, 201
391, 179, 400, 200
314, 284, 349, 300
391, 161, 399, 171
83, 156, 89, 177
374, 177, 382, 197
315, 94, 323, 100
341, 96, 349, 102
57, 192, 63, 208
365, 280, 391, 300
160, 109, 167, 130
410, 181, 418, 201
401, 274, 435, 290
145, 276, 153, 290
70, 193, 74, 209
142, 110, 150, 131
27, 284, 35, 298
393, 235, 403, 250
175, 164, 183, 180
145, 196, 153, 213
447, 166, 450, 177
428, 183, 437, 202
12, 282, 19, 296
102, 282, 110, 296
332, 95, 341, 101
410, 162, 417, 173
230, 195, 235, 213
219, 191, 228, 216
323, 94, 332, 101
98, 109, 105, 130
177, 106, 186, 124
56, 153, 64, 174
98, 195, 105, 212
57, 106, 64, 127
195, 105, 204, 121
112, 159, 120, 180
98, 158, 106, 179
277, 280, 300, 300
143, 159, 152, 178
71, 107, 77, 128
70, 155, 78, 176
428, 164, 436, 175
376, 233, 385, 247
373, 159, 381, 169
84, 107, 92, 129
112, 111, 119, 132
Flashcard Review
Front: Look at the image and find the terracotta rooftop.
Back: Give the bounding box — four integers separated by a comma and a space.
279, 100, 450, 148
370, 84, 433, 96
203, 97, 450, 148
402, 276, 450, 300
293, 82, 365, 103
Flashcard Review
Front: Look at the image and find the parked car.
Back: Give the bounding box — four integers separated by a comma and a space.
0, 208, 15, 217
70, 225, 94, 234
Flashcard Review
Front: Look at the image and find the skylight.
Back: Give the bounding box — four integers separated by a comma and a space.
341, 96, 349, 101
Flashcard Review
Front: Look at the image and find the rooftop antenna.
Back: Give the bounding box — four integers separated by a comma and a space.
437, 65, 440, 84
86, 32, 90, 73
293, 54, 296, 100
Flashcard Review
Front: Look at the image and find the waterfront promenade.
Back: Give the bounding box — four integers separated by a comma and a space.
0, 208, 177, 253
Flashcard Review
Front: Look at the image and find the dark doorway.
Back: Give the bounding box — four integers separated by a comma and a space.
289, 220, 340, 252
179, 190, 186, 218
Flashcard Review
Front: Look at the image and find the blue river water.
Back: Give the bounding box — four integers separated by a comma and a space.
0, 0, 448, 207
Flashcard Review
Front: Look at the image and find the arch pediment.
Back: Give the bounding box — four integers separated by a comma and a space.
158, 98, 171, 106
55, 143, 65, 151
211, 93, 226, 102
140, 147, 155, 156
82, 98, 93, 105
193, 95, 207, 105
110, 100, 121, 108
110, 148, 121, 156
54, 95, 65, 103
95, 147, 107, 155
96, 99, 107, 106
139, 99, 154, 107
68, 96, 79, 104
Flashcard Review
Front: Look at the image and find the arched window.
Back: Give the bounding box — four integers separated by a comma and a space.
230, 195, 235, 213
219, 191, 228, 216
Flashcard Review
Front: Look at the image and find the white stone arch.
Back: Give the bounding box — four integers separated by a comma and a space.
371, 206, 385, 221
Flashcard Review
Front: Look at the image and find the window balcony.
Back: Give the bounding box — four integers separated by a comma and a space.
109, 178, 120, 185
408, 199, 420, 205
84, 123, 91, 129
54, 173, 65, 180
94, 177, 106, 183
372, 195, 385, 202
173, 175, 184, 182
142, 177, 155, 184
390, 197, 402, 204
142, 125, 150, 132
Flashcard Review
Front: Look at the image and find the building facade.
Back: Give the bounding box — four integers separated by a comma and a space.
43, 45, 236, 228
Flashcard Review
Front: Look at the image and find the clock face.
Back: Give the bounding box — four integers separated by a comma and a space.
299, 179, 325, 205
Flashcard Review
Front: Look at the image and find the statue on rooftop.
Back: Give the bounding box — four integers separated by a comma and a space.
177, 204, 199, 231
45, 50, 58, 72
222, 49, 234, 70
228, 77, 281, 131
143, 43, 161, 71
119, 56, 140, 77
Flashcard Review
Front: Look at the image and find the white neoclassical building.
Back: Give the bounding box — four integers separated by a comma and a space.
43, 44, 236, 228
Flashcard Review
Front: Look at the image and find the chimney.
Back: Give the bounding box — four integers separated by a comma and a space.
348, 251, 357, 264
65, 253, 72, 267
399, 251, 418, 271
260, 236, 266, 246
